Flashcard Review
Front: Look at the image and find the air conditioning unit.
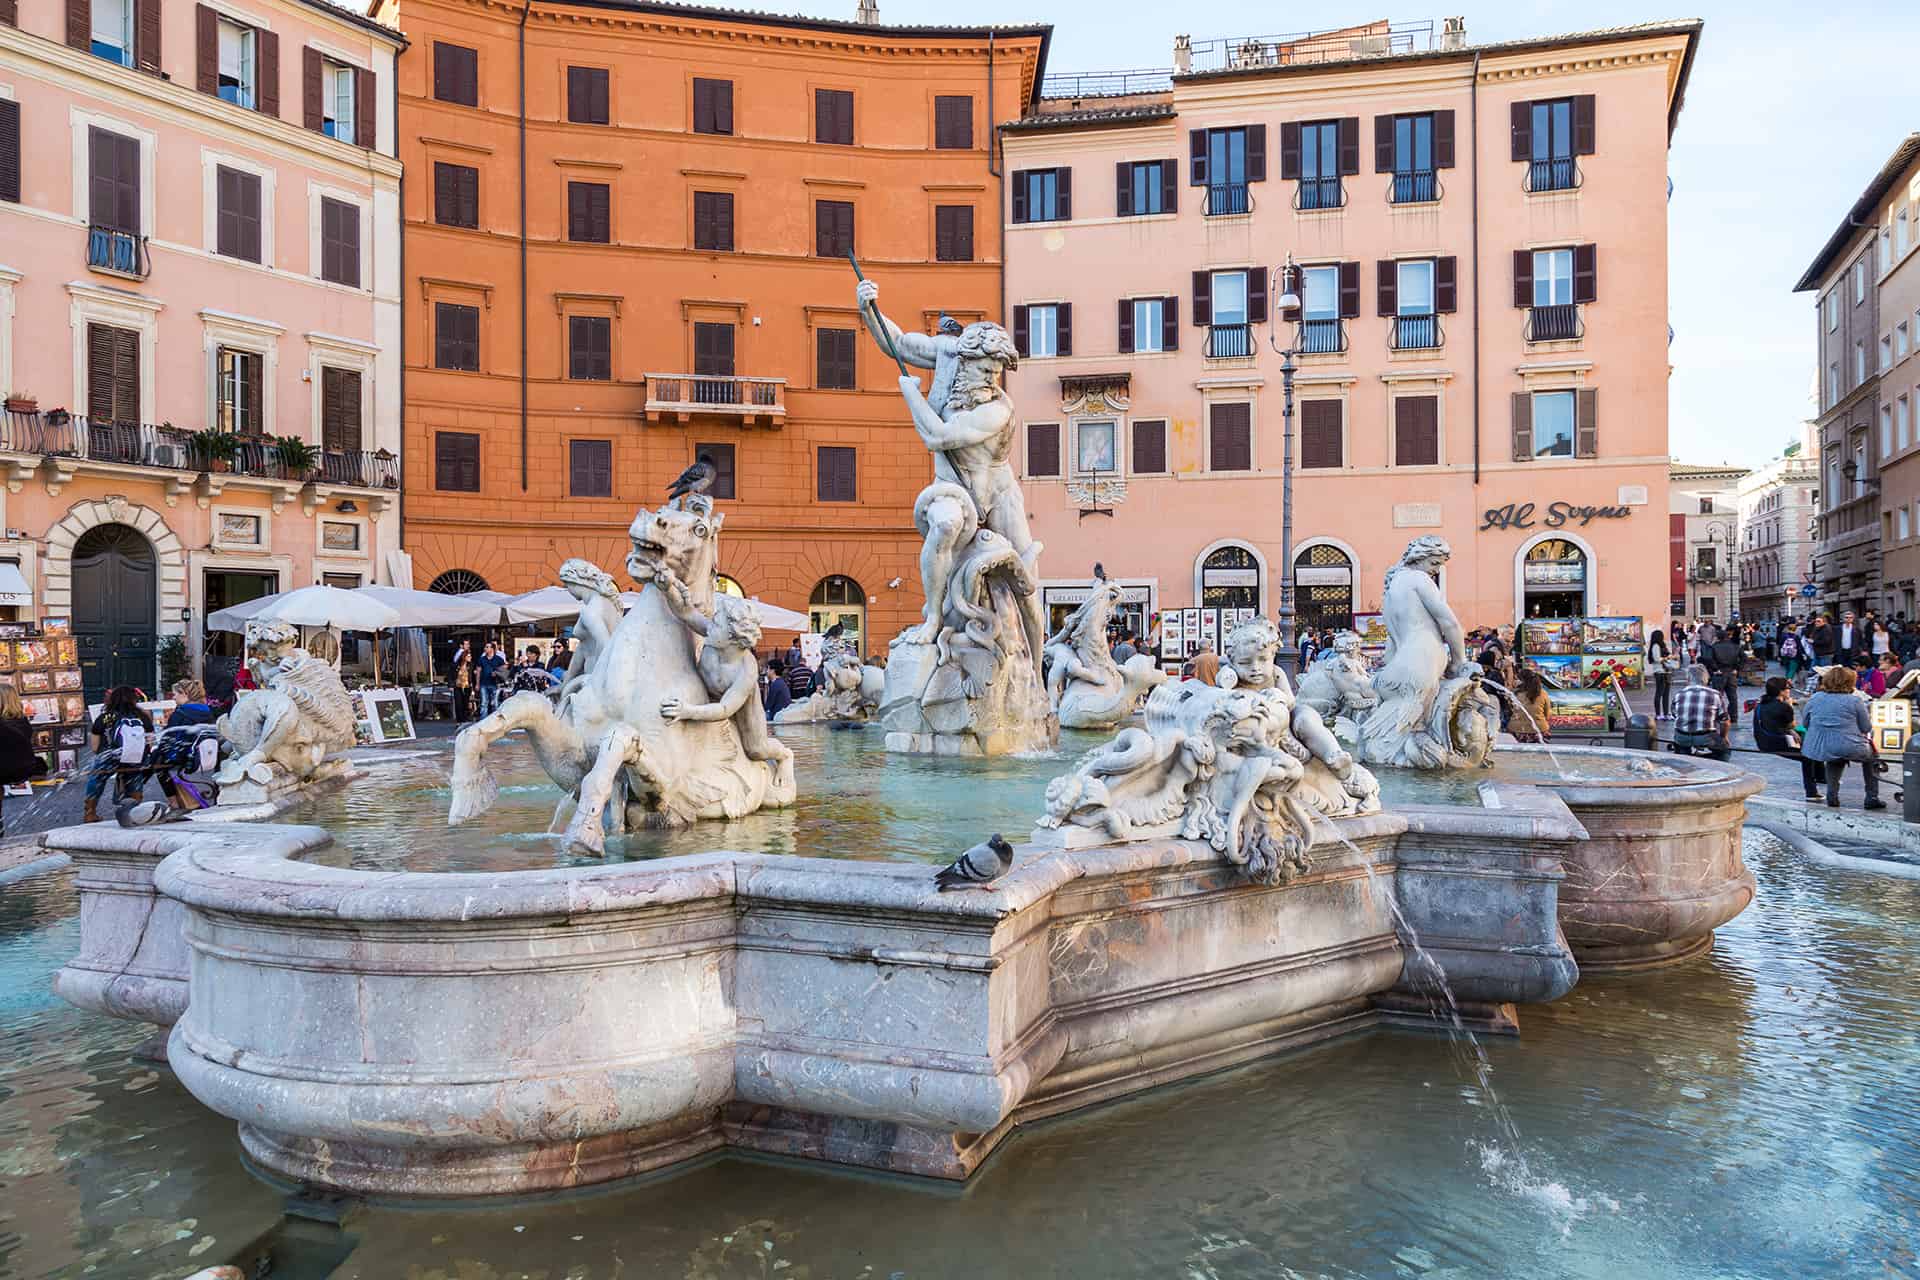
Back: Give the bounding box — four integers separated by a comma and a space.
149, 442, 189, 468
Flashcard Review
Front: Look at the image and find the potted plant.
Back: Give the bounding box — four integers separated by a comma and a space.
271, 435, 319, 480
4, 392, 37, 415
188, 428, 239, 473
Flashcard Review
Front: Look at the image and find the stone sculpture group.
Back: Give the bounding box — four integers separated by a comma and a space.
212, 618, 358, 805
1043, 572, 1167, 729
773, 650, 887, 724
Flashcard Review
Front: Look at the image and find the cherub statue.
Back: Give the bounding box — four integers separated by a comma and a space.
1295, 629, 1378, 742
656, 567, 796, 793
215, 619, 357, 787
557, 558, 622, 702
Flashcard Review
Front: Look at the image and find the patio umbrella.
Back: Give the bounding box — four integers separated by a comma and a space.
356, 584, 505, 628
207, 584, 401, 634
504, 585, 645, 624
746, 598, 810, 632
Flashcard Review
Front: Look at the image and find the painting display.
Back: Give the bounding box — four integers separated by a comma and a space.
1518, 616, 1645, 689
1582, 651, 1644, 688
0, 621, 87, 781
1545, 687, 1611, 731
1527, 654, 1584, 688
365, 688, 418, 743
1583, 617, 1645, 648
1518, 619, 1582, 656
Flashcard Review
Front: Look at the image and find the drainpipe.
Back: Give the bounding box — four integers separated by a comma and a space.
393, 39, 405, 583
518, 0, 532, 492
1469, 50, 1481, 487
989, 33, 1004, 326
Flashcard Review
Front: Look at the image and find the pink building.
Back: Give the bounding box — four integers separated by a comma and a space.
0, 0, 401, 699
1003, 19, 1700, 645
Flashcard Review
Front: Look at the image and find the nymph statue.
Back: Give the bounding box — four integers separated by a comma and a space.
856, 279, 1055, 755
774, 651, 886, 724
557, 557, 623, 702
1043, 571, 1167, 729
214, 619, 358, 799
1295, 629, 1379, 744
1355, 536, 1500, 769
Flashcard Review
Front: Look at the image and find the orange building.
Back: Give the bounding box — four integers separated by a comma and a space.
380, 0, 1048, 653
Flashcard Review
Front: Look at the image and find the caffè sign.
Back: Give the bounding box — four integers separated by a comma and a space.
1480, 500, 1631, 531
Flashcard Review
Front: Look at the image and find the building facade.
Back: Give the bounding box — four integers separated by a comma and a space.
0, 0, 403, 698
1668, 461, 1746, 624
1002, 20, 1699, 641
1735, 426, 1819, 625
1865, 138, 1920, 619
385, 0, 1046, 655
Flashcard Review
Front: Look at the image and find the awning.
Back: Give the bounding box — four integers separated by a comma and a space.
0, 562, 31, 607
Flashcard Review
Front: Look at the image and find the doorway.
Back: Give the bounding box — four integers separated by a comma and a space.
1521, 538, 1589, 620
72, 523, 157, 704
809, 575, 866, 656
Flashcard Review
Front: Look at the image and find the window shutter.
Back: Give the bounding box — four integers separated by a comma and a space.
241, 170, 261, 261
1027, 423, 1059, 477
1114, 162, 1131, 217
0, 99, 19, 205
1279, 121, 1301, 180
1246, 124, 1267, 182
1373, 115, 1393, 172
1301, 400, 1343, 468
1337, 261, 1360, 319
323, 368, 362, 452
693, 78, 708, 130
713, 79, 733, 133
569, 67, 609, 125
1161, 295, 1179, 351
1189, 129, 1208, 186
1434, 110, 1456, 168
1012, 305, 1029, 357
67, 0, 89, 48
1509, 100, 1531, 162
1191, 271, 1210, 326
1572, 95, 1596, 156
1117, 298, 1133, 353
1056, 167, 1072, 219
1056, 303, 1073, 357
1010, 170, 1028, 223
934, 95, 972, 149
815, 88, 853, 145
356, 66, 376, 148
1395, 395, 1439, 466
136, 0, 160, 71
1573, 243, 1597, 304
1511, 392, 1533, 461
1209, 402, 1250, 471
1248, 266, 1268, 324
434, 43, 477, 107
569, 182, 609, 243
0, 0, 14, 23
257, 29, 278, 117
1512, 250, 1533, 309
953, 206, 972, 261
1336, 117, 1359, 176
303, 47, 323, 131
244, 352, 263, 433
1376, 259, 1400, 317
818, 446, 857, 502
1160, 159, 1177, 213
1132, 420, 1165, 474
1576, 389, 1598, 458
196, 5, 217, 94
1435, 256, 1457, 313
87, 325, 115, 420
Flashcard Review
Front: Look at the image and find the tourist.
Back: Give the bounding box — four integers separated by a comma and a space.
1871, 652, 1902, 698
1114, 632, 1137, 663
1753, 676, 1824, 801
1194, 640, 1221, 686
1703, 628, 1745, 725
451, 640, 474, 722
1647, 629, 1676, 720
1871, 619, 1893, 667
786, 658, 817, 700
1509, 666, 1553, 743
1296, 631, 1317, 670
1807, 613, 1836, 668
83, 686, 154, 823
784, 638, 804, 672
476, 642, 507, 716
1693, 618, 1718, 652
1669, 664, 1731, 761
548, 639, 572, 676
1777, 623, 1803, 682
165, 680, 218, 727
1801, 664, 1885, 810
763, 657, 793, 719
0, 686, 38, 835
1834, 610, 1863, 667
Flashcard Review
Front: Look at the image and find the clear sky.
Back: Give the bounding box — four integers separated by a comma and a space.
677, 0, 1920, 469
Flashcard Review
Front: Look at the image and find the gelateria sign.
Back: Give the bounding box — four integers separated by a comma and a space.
1480, 501, 1632, 531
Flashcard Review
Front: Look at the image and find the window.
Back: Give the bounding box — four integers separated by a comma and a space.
433, 43, 478, 107
1826, 362, 1839, 407
91, 0, 134, 65
89, 127, 140, 234
568, 181, 610, 243
1521, 245, 1594, 342
1855, 260, 1866, 303
1197, 126, 1255, 214
1530, 389, 1575, 458
1900, 323, 1912, 362
322, 61, 356, 140
1882, 405, 1894, 458
1899, 208, 1911, 258
815, 88, 853, 145
816, 328, 855, 389
693, 190, 733, 252
85, 323, 140, 423
1900, 506, 1911, 541
935, 205, 973, 262
1204, 269, 1253, 357
217, 20, 256, 108
320, 367, 361, 453
692, 78, 733, 135
434, 162, 479, 228
434, 302, 480, 371
569, 315, 611, 380
1533, 249, 1573, 306
1132, 419, 1167, 474
693, 322, 734, 377
1901, 397, 1912, 451
435, 431, 480, 491
1214, 271, 1250, 326
320, 196, 360, 287
1209, 401, 1251, 471
934, 95, 973, 149
567, 66, 609, 125
1394, 259, 1438, 349
1298, 264, 1344, 353
817, 446, 856, 502
1117, 160, 1175, 216
814, 199, 854, 257
1300, 400, 1342, 469
695, 442, 736, 499
1014, 303, 1070, 359
1027, 423, 1060, 477
1, 99, 17, 206
1698, 497, 1714, 515
1883, 335, 1894, 372
1855, 340, 1866, 386
1296, 121, 1341, 210
1012, 168, 1069, 223
214, 165, 262, 262
569, 439, 612, 497
1394, 394, 1439, 466
1383, 111, 1450, 203
1075, 421, 1116, 474
1824, 292, 1838, 332
1698, 596, 1716, 618
216, 347, 262, 434
1131, 297, 1166, 354
1528, 99, 1573, 190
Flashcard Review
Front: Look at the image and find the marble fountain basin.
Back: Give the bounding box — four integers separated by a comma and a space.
43, 737, 1761, 1199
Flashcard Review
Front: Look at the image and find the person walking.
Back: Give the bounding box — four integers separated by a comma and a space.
476, 642, 507, 717
1801, 664, 1885, 810
83, 686, 154, 823
451, 640, 474, 722
1834, 610, 1863, 667
1670, 664, 1732, 761
0, 686, 38, 835
1753, 676, 1824, 801
1647, 629, 1676, 720
1871, 619, 1893, 668
1704, 629, 1745, 725
1807, 613, 1836, 669
1193, 640, 1221, 686
1509, 666, 1553, 743
1777, 623, 1803, 683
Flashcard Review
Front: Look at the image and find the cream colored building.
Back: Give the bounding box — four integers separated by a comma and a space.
1669, 462, 1746, 624
1735, 424, 1820, 625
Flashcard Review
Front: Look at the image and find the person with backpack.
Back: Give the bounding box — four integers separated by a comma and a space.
1777, 623, 1803, 682
1647, 629, 1677, 719
83, 685, 154, 823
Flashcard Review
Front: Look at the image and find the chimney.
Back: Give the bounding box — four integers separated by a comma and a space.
1172, 34, 1191, 75
856, 0, 878, 23
1440, 16, 1466, 50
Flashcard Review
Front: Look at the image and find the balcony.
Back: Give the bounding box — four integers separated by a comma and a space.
1390, 170, 1439, 204
643, 373, 786, 427
87, 225, 150, 280
1297, 318, 1346, 355
1525, 303, 1583, 343
1204, 324, 1253, 359
1294, 176, 1345, 211
1524, 157, 1581, 194
1204, 183, 1252, 217
1392, 314, 1442, 351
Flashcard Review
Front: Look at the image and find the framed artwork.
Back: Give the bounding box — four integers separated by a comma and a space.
53, 638, 77, 665
1519, 619, 1582, 656
57, 693, 85, 723
1582, 616, 1644, 648
54, 669, 81, 690
363, 688, 417, 743
58, 726, 86, 747
40, 617, 70, 636
31, 727, 54, 750
1545, 688, 1610, 732
17, 670, 50, 693
1582, 652, 1644, 689
24, 696, 58, 724
1526, 654, 1583, 688
56, 749, 77, 773
0, 623, 26, 639
14, 639, 53, 667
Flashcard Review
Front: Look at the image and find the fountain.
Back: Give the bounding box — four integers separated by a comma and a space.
204, 618, 360, 813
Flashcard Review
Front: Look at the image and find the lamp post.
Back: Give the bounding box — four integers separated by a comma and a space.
1268, 254, 1304, 675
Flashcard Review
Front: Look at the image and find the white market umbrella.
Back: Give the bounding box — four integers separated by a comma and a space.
747, 598, 810, 632
357, 584, 505, 628
504, 585, 645, 624
207, 584, 401, 634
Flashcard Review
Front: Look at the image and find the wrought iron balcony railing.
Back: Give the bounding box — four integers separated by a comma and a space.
1205, 182, 1252, 216
1294, 176, 1345, 211
1524, 157, 1581, 194
1392, 314, 1442, 350
1205, 323, 1253, 358
1390, 170, 1439, 204
87, 225, 150, 279
1298, 318, 1346, 354
1525, 303, 1583, 342
0, 412, 397, 488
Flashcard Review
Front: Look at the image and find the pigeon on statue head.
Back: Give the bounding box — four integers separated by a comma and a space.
934, 834, 1015, 891
666, 453, 718, 505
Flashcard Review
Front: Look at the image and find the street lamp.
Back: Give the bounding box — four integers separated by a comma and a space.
1267, 253, 1303, 674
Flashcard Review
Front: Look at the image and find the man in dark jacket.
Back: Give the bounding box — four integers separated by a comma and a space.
1703, 632, 1745, 724
1807, 614, 1836, 667
763, 658, 793, 719
1832, 611, 1862, 667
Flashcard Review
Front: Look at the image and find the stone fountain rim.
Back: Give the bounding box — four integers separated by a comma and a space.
1490, 743, 1768, 807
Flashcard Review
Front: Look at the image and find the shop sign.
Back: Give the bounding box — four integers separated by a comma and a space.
1480, 501, 1631, 531
1524, 560, 1586, 585
1203, 568, 1259, 587
1045, 583, 1153, 606
1294, 566, 1352, 587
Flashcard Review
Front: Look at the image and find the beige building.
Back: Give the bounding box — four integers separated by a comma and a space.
1865, 137, 1920, 618
1735, 424, 1820, 625
1669, 462, 1746, 623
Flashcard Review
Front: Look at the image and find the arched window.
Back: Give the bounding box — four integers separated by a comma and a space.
1520, 538, 1587, 619
429, 570, 489, 595
1199, 545, 1260, 610
714, 574, 746, 598
809, 575, 866, 656
1293, 543, 1354, 633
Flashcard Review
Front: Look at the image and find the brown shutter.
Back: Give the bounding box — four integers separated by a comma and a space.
1009, 169, 1028, 223
1511, 392, 1533, 461
323, 368, 362, 452
1056, 303, 1073, 357
1117, 298, 1133, 353
1027, 423, 1059, 477
242, 171, 262, 261
815, 88, 852, 145
1246, 124, 1267, 182
953, 205, 972, 261
87, 325, 115, 420
257, 29, 278, 117
1131, 420, 1165, 474
1572, 95, 1596, 156
1056, 167, 1071, 219
1576, 389, 1598, 458
1510, 100, 1531, 161
1395, 395, 1439, 466
1160, 159, 1177, 213
0, 100, 19, 205
1209, 402, 1251, 471
1336, 116, 1359, 175
1338, 261, 1360, 319
568, 181, 609, 243
1248, 266, 1268, 324
1434, 110, 1456, 168
136, 0, 160, 71
244, 351, 263, 433
67, 0, 89, 49
1434, 256, 1457, 313
1114, 161, 1131, 217
1012, 305, 1029, 356
1161, 295, 1179, 351
1374, 115, 1394, 172
818, 446, 857, 502
934, 95, 972, 149
1573, 243, 1597, 303
1512, 249, 1533, 308
0, 0, 15, 28
434, 43, 477, 107
303, 47, 323, 131
709, 78, 733, 133
1191, 271, 1210, 326
1279, 121, 1300, 180
356, 66, 376, 148
196, 4, 217, 94
1376, 259, 1397, 317
106, 326, 139, 423
1302, 400, 1344, 468
1189, 129, 1207, 186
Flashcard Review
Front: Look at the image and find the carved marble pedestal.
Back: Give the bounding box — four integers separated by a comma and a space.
879, 634, 1056, 757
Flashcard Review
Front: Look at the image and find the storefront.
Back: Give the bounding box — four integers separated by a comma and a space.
1293, 541, 1358, 634
1040, 579, 1157, 640
808, 575, 866, 656
1517, 535, 1594, 620
1195, 542, 1265, 612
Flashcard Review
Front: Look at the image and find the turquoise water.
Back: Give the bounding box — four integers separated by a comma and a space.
2, 827, 1916, 1277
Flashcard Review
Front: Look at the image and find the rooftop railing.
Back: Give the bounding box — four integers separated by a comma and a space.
1041, 20, 1439, 97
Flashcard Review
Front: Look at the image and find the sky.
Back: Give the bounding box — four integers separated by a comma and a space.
668, 0, 1920, 469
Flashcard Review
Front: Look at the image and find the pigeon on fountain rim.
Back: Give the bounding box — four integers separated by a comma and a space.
934, 834, 1015, 891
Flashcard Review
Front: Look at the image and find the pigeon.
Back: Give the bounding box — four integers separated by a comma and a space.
938, 314, 963, 336
934, 834, 1014, 891
1093, 561, 1107, 581
115, 800, 189, 828
666, 453, 718, 502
